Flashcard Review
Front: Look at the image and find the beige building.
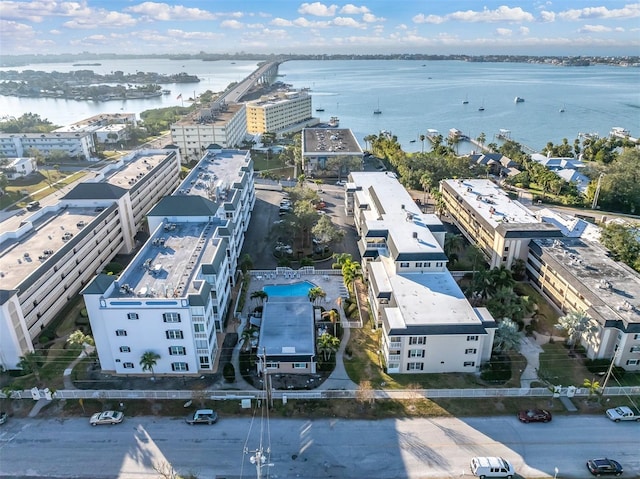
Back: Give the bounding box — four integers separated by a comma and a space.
171, 102, 247, 163
440, 179, 562, 268
528, 238, 640, 371
0, 149, 181, 371
348, 172, 496, 374
246, 91, 315, 135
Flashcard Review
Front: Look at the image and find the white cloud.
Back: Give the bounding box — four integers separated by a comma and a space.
449, 6, 535, 23
496, 28, 513, 37
539, 10, 556, 22
332, 17, 365, 28
166, 29, 224, 40
519, 26, 530, 35
340, 4, 370, 15
292, 17, 330, 28
221, 20, 243, 29
579, 24, 613, 33
244, 28, 289, 41
298, 2, 338, 17
0, 1, 91, 22
362, 13, 384, 23
124, 2, 218, 21
271, 17, 294, 27
559, 4, 640, 21
412, 13, 446, 24
63, 11, 137, 30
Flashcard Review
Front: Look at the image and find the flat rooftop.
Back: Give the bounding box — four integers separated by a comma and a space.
102, 151, 171, 189
248, 91, 308, 107
533, 238, 640, 325
175, 149, 250, 201
173, 103, 244, 126
0, 207, 100, 290
442, 178, 540, 228
107, 220, 225, 299
260, 296, 315, 357
54, 112, 136, 132
303, 128, 362, 155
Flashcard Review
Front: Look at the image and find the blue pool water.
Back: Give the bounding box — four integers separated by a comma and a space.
263, 281, 316, 297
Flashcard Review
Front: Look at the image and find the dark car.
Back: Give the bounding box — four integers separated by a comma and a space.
517, 409, 552, 423
587, 458, 623, 476
186, 409, 218, 425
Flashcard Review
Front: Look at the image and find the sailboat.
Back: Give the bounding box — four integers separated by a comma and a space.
462, 94, 469, 105
373, 98, 382, 115
559, 104, 565, 113
478, 99, 485, 111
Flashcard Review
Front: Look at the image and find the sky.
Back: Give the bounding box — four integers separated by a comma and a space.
1, 1, 639, 56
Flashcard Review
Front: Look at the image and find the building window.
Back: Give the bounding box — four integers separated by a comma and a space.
127, 313, 139, 320
415, 262, 423, 268
119, 346, 131, 353
464, 361, 476, 367
166, 330, 184, 339
465, 348, 477, 354
123, 362, 135, 369
407, 362, 424, 371
390, 336, 401, 343
169, 346, 186, 356
409, 336, 426, 345
436, 262, 443, 267
408, 349, 425, 358
116, 329, 127, 336
265, 362, 279, 369
293, 363, 307, 369
171, 362, 189, 372
400, 262, 410, 268
634, 334, 640, 340
466, 335, 479, 341
199, 356, 210, 368
163, 312, 181, 323
630, 346, 640, 353
194, 324, 205, 333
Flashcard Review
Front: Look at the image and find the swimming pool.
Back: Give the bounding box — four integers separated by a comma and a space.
263, 281, 316, 297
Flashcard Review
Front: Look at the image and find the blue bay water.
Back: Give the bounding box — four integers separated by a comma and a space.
1, 58, 638, 153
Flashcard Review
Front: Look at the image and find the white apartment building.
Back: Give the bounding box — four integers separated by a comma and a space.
245, 91, 314, 135
347, 172, 496, 374
0, 131, 96, 161
171, 103, 247, 163
528, 238, 640, 371
440, 179, 562, 268
0, 157, 37, 180
0, 149, 181, 371
302, 128, 363, 178
83, 148, 255, 376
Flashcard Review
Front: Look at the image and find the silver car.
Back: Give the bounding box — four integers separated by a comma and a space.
90, 410, 124, 426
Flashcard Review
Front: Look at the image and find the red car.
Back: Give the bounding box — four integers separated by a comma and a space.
517, 409, 552, 423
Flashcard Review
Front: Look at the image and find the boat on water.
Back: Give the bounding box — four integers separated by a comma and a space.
328, 116, 340, 128
478, 105, 485, 111
559, 104, 566, 112
462, 94, 469, 104
162, 89, 171, 95
374, 98, 382, 115
514, 96, 525, 103
315, 108, 325, 112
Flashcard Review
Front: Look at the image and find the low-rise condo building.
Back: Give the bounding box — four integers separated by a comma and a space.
347, 172, 497, 374
528, 238, 640, 371
82, 148, 255, 376
440, 179, 562, 268
171, 102, 247, 163
0, 131, 96, 161
0, 148, 181, 371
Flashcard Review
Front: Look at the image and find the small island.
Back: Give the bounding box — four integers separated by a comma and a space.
0, 69, 200, 102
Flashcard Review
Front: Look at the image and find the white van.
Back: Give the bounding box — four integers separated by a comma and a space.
470, 456, 515, 478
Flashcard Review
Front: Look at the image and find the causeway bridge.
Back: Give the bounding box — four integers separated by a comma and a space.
219, 61, 280, 104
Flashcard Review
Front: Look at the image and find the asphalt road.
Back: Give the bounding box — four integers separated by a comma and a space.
0, 415, 637, 478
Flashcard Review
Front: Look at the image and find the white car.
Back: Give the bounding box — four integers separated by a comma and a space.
90, 410, 124, 426
606, 406, 640, 422
335, 180, 346, 186
275, 244, 293, 254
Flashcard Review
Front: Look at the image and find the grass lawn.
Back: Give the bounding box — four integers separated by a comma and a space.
515, 283, 561, 335
2, 171, 87, 209
537, 342, 593, 387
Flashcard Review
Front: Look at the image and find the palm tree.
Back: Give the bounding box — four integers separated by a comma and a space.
67, 330, 95, 354
331, 252, 352, 270
316, 332, 340, 361
239, 253, 253, 274
583, 378, 602, 403
489, 265, 515, 290
555, 311, 598, 353
308, 286, 326, 305
493, 318, 524, 354
444, 233, 464, 263
321, 308, 340, 336
140, 351, 161, 378
241, 326, 259, 350
419, 134, 425, 153
17, 351, 44, 384
250, 290, 268, 307
476, 132, 486, 148
510, 258, 526, 280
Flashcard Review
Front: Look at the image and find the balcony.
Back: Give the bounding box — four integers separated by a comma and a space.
387, 354, 401, 362
389, 342, 402, 349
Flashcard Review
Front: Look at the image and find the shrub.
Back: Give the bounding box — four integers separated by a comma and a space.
38, 334, 50, 344
480, 354, 512, 382
223, 363, 235, 383
80, 308, 88, 318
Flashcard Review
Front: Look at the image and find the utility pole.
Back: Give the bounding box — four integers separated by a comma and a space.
601, 348, 620, 392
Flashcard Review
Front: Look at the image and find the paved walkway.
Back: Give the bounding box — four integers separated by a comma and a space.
519, 336, 543, 388
318, 326, 357, 390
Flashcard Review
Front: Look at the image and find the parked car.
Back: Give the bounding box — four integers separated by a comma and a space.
586, 458, 623, 476
186, 409, 218, 425
274, 243, 293, 255
26, 201, 40, 210
517, 409, 552, 423
89, 410, 124, 426
606, 406, 640, 422
470, 456, 514, 478
0, 411, 7, 425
